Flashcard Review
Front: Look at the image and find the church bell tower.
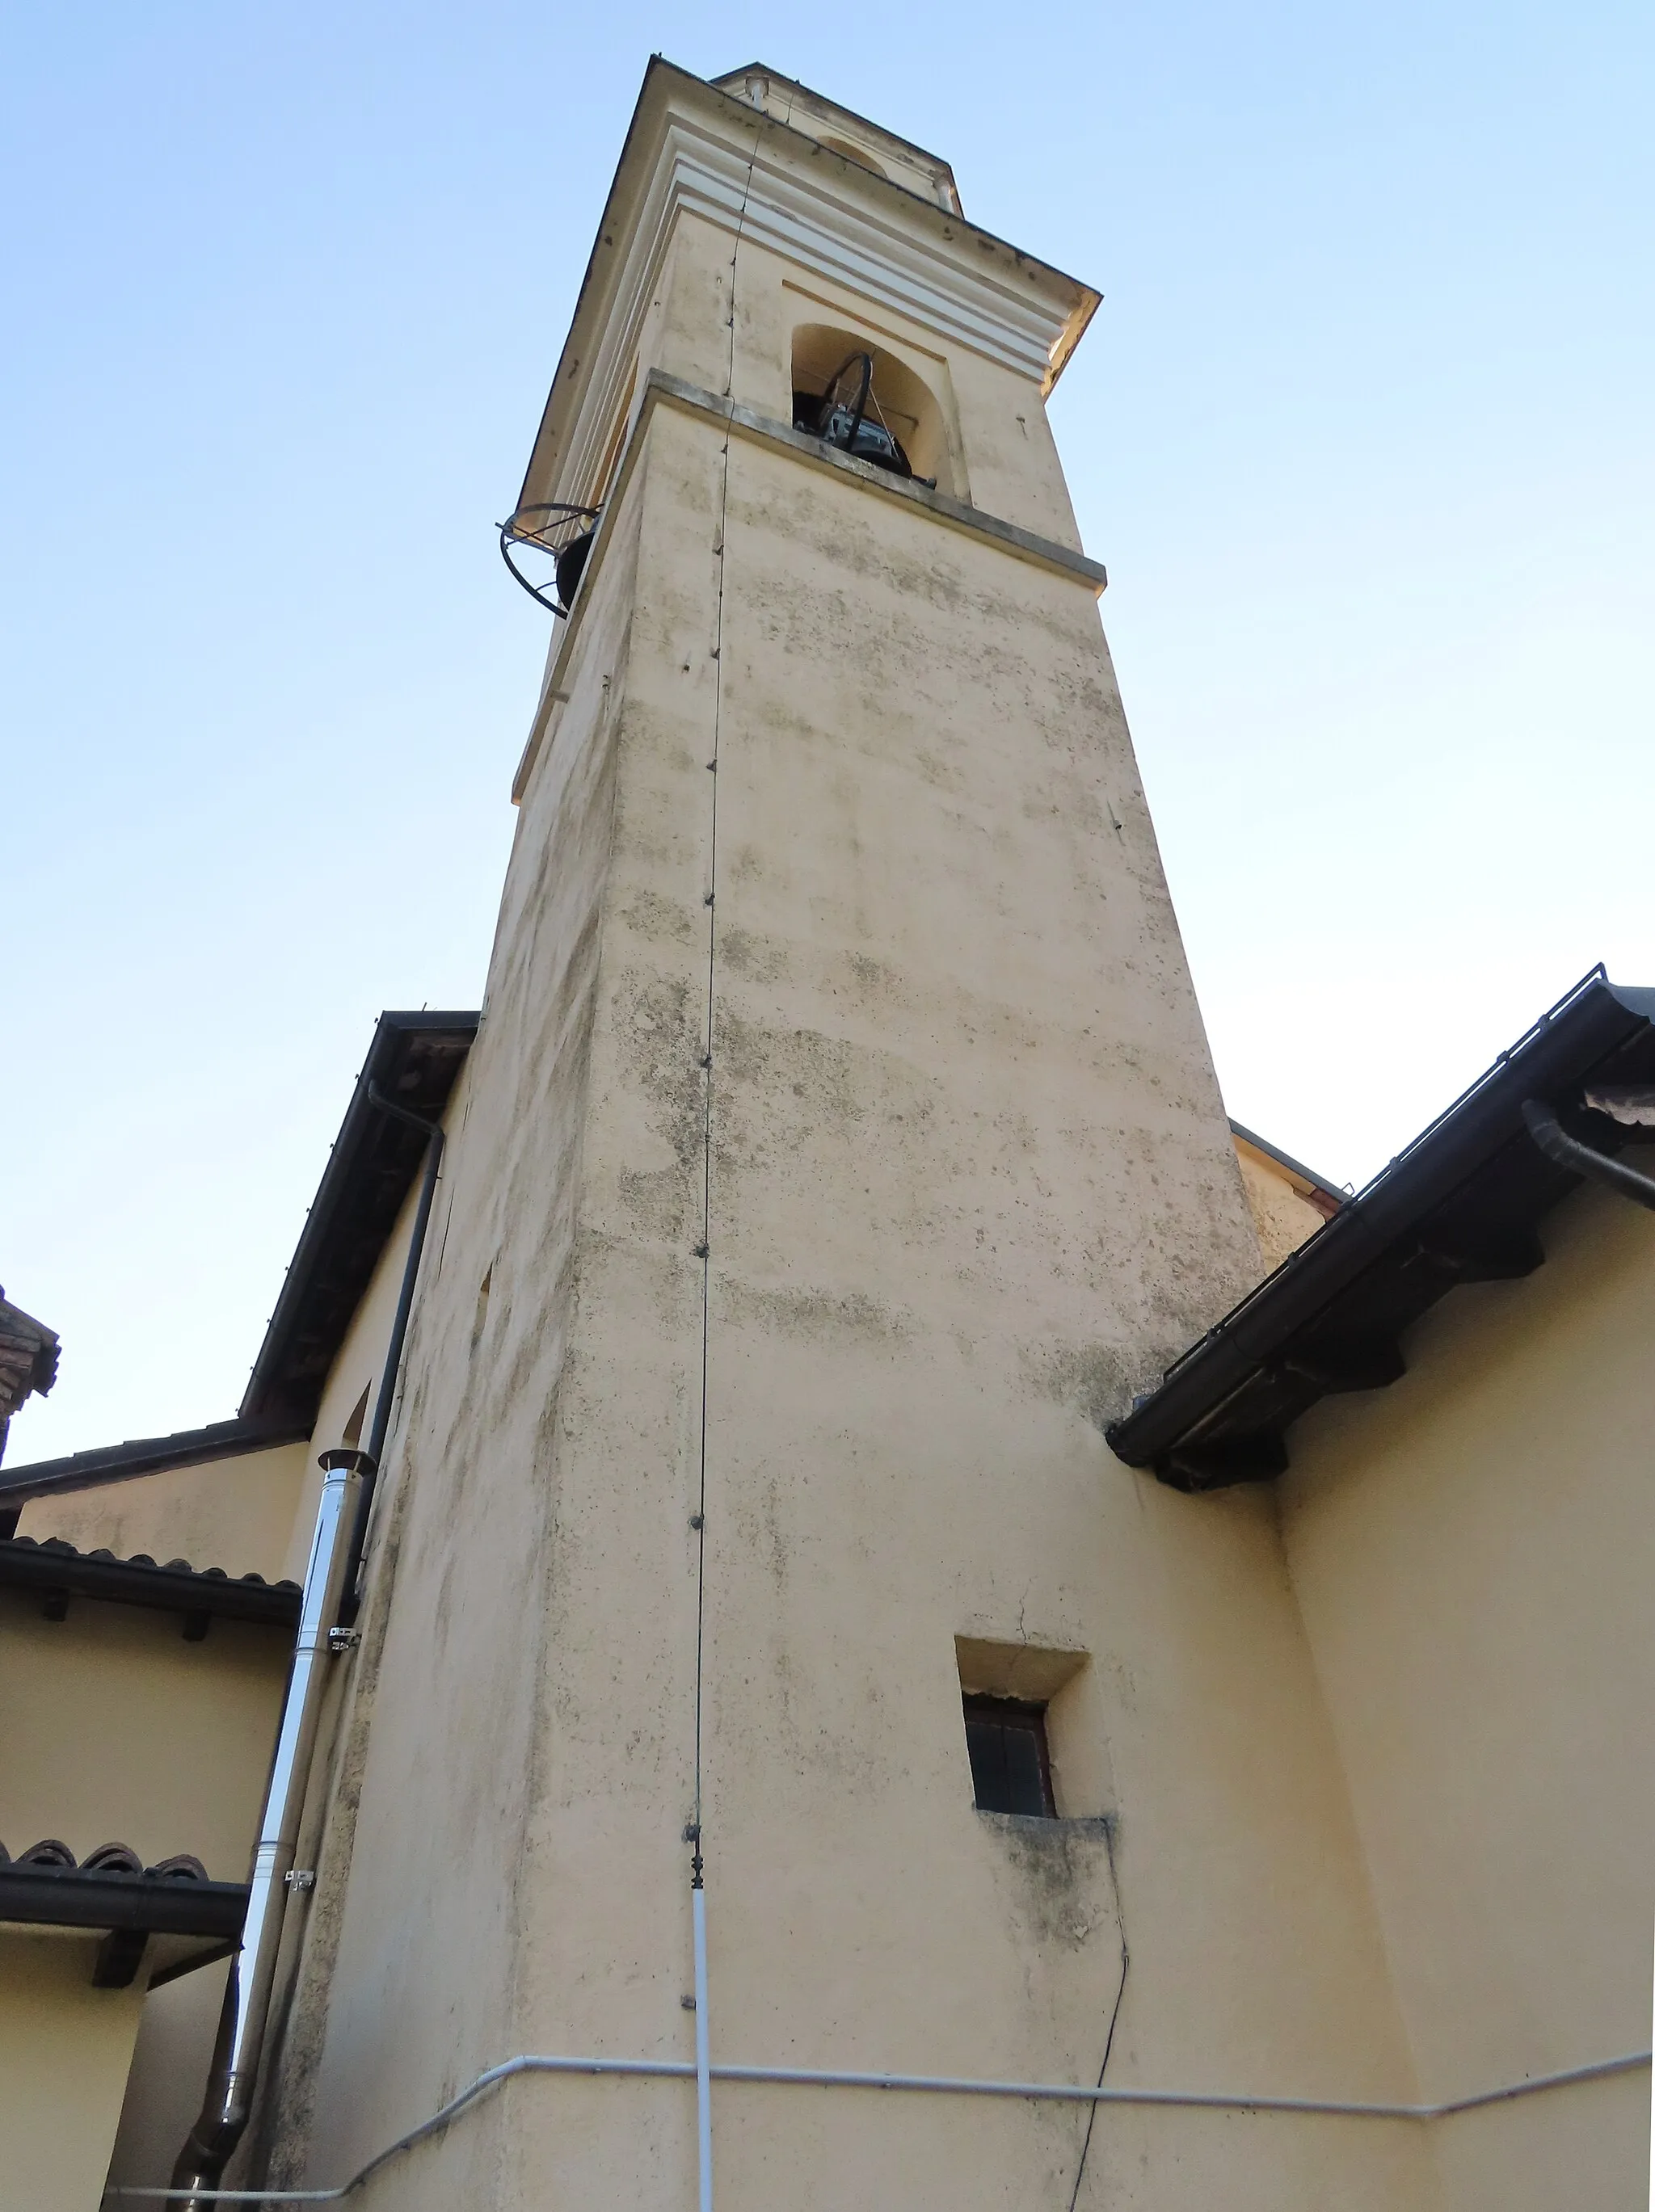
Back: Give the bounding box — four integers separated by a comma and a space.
275, 60, 1318, 2212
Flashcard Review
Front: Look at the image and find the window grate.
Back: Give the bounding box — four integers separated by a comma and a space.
962, 1694, 1055, 1818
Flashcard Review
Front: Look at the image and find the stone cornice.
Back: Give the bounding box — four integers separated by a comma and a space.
519, 61, 1098, 521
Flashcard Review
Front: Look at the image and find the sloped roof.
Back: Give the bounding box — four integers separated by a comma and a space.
239, 1010, 476, 1427
1110, 970, 1655, 1491
0, 1534, 301, 1629
0, 1012, 477, 1520
0, 1841, 246, 1983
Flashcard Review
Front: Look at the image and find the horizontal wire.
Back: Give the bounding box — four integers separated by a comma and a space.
105, 2046, 1651, 2201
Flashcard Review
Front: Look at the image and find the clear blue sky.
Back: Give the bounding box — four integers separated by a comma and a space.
5, 1, 1651, 1464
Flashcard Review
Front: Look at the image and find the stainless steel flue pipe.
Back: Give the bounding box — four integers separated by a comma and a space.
170, 1449, 367, 2210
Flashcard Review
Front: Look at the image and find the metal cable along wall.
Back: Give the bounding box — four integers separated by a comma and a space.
684, 99, 777, 2212
105, 2047, 1653, 2204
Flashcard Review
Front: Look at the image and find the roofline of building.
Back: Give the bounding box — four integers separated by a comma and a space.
238, 1009, 478, 1426
1110, 969, 1655, 1482
0, 1417, 308, 1507
1, 1011, 478, 1512
0, 1861, 248, 1945
1228, 1120, 1346, 1209
709, 62, 961, 196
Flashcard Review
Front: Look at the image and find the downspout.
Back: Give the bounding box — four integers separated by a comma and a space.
339, 1087, 445, 1623
1522, 1100, 1655, 1213
170, 1093, 446, 2204
169, 1449, 366, 2210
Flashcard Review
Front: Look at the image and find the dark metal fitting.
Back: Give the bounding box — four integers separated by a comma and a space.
365, 1082, 441, 1139
704, 891, 715, 906
700, 1053, 712, 1069
681, 1994, 697, 2010
689, 1514, 705, 1531
683, 1823, 701, 1845
693, 1243, 710, 1259
318, 1448, 374, 1475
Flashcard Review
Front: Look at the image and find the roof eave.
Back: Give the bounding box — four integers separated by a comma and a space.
1111, 972, 1655, 1483
238, 1011, 477, 1428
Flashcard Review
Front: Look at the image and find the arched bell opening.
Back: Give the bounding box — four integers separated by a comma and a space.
791, 325, 953, 496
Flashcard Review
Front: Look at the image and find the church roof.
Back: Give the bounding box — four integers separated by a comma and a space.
0, 1533, 301, 1630
0, 1011, 477, 1527
1110, 969, 1655, 1491
238, 1009, 476, 1428
0, 1840, 247, 1984
0, 1417, 308, 1512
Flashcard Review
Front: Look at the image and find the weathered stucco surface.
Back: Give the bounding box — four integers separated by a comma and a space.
28, 61, 1639, 2212
0, 1593, 287, 1879
1282, 1181, 1655, 2212
1232, 1137, 1331, 1272
273, 261, 1431, 2199
15, 1440, 308, 1584
0, 1591, 290, 2206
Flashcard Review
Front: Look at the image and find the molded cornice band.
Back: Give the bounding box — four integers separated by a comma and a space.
512, 369, 1108, 803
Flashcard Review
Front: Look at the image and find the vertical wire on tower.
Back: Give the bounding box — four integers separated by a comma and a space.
685, 99, 774, 2212
690, 115, 762, 1861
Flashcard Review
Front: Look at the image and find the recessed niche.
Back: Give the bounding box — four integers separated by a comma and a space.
955, 1635, 1114, 1820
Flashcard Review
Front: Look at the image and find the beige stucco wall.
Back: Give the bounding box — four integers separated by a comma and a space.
266, 259, 1445, 2203
275, 1179, 421, 1589
0, 1591, 288, 1877
0, 1932, 148, 2212
103, 1953, 235, 2193
0, 1593, 289, 2205
635, 200, 1085, 552
1232, 1138, 1331, 1272
8, 67, 1639, 2212
15, 1440, 309, 1584
1280, 1180, 1655, 2210
92, 1174, 427, 2192
2, 991, 440, 2206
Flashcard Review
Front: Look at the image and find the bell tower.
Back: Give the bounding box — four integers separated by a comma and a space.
268, 60, 1412, 2212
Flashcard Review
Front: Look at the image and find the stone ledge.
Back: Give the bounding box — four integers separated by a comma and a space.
512, 368, 1108, 802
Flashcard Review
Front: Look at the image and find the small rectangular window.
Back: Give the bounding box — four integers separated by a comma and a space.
962, 1694, 1055, 1818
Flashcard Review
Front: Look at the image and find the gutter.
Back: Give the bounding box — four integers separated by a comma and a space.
1522, 1098, 1655, 1213
0, 1537, 300, 1632
1108, 971, 1655, 1477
